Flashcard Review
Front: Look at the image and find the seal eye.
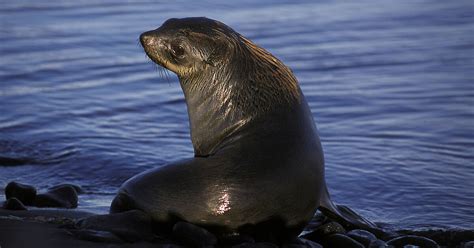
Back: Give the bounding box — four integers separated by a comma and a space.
171, 43, 185, 58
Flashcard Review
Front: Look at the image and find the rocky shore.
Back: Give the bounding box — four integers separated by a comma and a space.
1, 181, 473, 248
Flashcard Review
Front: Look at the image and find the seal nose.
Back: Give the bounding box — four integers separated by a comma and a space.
140, 31, 158, 47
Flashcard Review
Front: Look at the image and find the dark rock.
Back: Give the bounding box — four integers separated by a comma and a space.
172, 221, 217, 246
71, 229, 124, 243
303, 212, 328, 232
281, 244, 305, 248
300, 221, 346, 242
281, 237, 303, 248
464, 241, 474, 248
347, 229, 377, 247
326, 234, 365, 248
232, 242, 278, 248
398, 229, 474, 247
75, 210, 154, 242
282, 238, 323, 248
34, 185, 78, 208
220, 233, 255, 245
3, 197, 27, 210
156, 245, 185, 248
5, 181, 37, 205
49, 184, 84, 194
0, 156, 33, 166
369, 239, 389, 248
387, 235, 439, 248
283, 237, 305, 245
300, 238, 323, 248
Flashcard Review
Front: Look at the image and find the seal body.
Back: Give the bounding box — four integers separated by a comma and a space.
111, 17, 368, 239
113, 99, 324, 236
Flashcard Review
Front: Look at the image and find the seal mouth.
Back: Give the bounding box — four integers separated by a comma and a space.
140, 34, 165, 67
144, 49, 167, 69
140, 32, 163, 63
140, 32, 181, 75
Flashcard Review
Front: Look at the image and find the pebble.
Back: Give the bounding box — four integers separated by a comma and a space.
232, 242, 278, 248
300, 221, 346, 242
326, 233, 365, 248
172, 221, 217, 246
220, 234, 255, 245
5, 181, 37, 205
291, 238, 323, 248
369, 239, 389, 248
34, 185, 78, 208
347, 229, 377, 247
464, 241, 474, 248
303, 213, 328, 232
72, 229, 124, 243
398, 229, 474, 247
49, 183, 84, 194
156, 245, 185, 248
3, 197, 27, 210
387, 235, 439, 248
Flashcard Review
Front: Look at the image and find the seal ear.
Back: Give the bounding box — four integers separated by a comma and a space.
204, 41, 234, 67
204, 50, 219, 67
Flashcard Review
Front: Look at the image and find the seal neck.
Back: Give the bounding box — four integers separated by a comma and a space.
180, 73, 251, 157
179, 36, 302, 157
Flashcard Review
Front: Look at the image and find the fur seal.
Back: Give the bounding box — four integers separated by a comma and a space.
111, 17, 375, 240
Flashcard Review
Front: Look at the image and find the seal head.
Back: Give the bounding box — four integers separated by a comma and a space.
140, 17, 300, 157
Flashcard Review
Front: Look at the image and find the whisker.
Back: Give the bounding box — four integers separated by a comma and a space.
137, 40, 174, 85
164, 68, 171, 85
157, 65, 163, 80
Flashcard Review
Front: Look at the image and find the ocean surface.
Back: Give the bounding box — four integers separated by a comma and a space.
0, 0, 473, 230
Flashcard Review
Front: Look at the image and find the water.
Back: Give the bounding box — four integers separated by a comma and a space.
1, 0, 473, 230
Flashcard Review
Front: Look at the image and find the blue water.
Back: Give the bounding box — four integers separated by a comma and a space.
1, 0, 473, 230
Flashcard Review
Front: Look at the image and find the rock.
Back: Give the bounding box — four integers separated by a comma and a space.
49, 184, 84, 194
347, 229, 377, 247
3, 197, 27, 210
403, 245, 420, 248
301, 239, 323, 248
0, 156, 33, 166
172, 221, 217, 246
282, 238, 323, 248
75, 210, 154, 242
220, 233, 255, 245
5, 181, 37, 205
34, 185, 78, 208
369, 239, 389, 248
300, 221, 346, 242
398, 229, 474, 247
387, 235, 439, 248
325, 234, 365, 248
281, 244, 305, 248
232, 242, 278, 248
463, 241, 474, 248
156, 245, 185, 248
71, 229, 124, 243
303, 212, 328, 232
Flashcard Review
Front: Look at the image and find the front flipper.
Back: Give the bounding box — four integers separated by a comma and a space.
73, 210, 156, 242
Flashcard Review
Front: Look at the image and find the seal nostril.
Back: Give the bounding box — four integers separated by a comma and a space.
140, 32, 163, 48
139, 33, 151, 46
